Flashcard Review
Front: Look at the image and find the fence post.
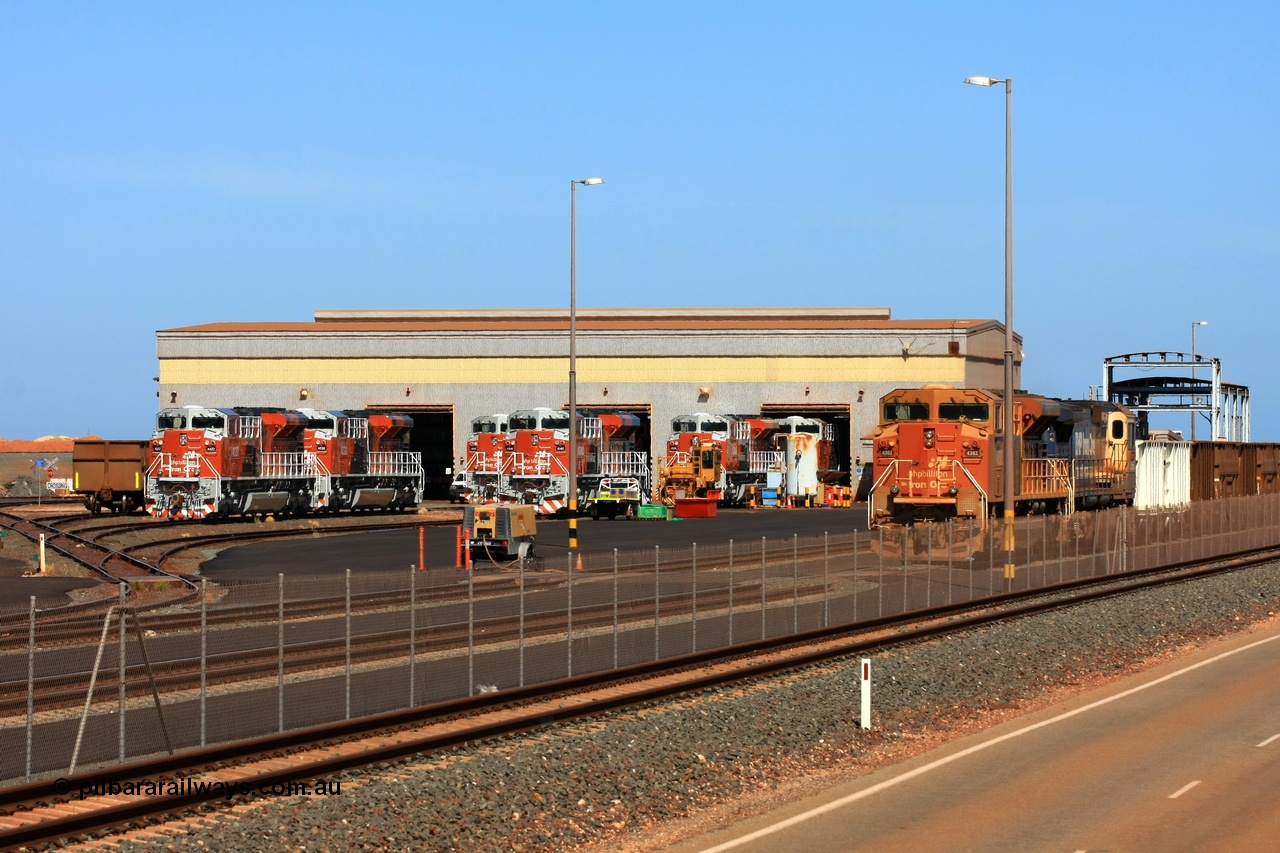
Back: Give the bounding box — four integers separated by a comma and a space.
691, 542, 698, 653
946, 520, 953, 606
26, 595, 35, 782
518, 554, 526, 687
852, 529, 859, 624
792, 533, 799, 633
760, 537, 767, 640
344, 569, 352, 720
654, 545, 661, 661
925, 522, 932, 608
277, 573, 284, 733
118, 585, 127, 763
612, 548, 619, 670
823, 531, 829, 628
878, 530, 884, 618
200, 578, 208, 747
567, 552, 574, 677
409, 565, 417, 708
468, 560, 475, 695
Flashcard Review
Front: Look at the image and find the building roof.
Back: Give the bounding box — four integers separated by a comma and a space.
162, 307, 996, 335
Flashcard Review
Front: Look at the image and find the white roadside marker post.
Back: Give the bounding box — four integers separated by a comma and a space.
861, 658, 872, 730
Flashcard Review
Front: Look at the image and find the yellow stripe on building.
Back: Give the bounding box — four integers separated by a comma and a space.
159, 356, 966, 386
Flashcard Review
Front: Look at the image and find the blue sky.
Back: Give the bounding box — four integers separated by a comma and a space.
2, 2, 1277, 439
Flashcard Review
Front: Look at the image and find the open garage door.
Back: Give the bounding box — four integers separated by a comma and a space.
365, 404, 454, 500
760, 403, 853, 485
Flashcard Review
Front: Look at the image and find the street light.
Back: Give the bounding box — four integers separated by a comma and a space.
965, 74, 1015, 583
1191, 320, 1208, 440
569, 177, 604, 551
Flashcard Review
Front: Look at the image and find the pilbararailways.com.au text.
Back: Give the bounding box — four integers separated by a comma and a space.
57, 776, 342, 800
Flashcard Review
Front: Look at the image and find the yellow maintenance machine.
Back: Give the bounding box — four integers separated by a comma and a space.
463, 504, 537, 560
656, 439, 723, 504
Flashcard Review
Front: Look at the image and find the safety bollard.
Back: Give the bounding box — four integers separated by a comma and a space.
455, 526, 462, 568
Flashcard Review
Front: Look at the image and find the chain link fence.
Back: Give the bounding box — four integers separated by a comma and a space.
3, 492, 1279, 785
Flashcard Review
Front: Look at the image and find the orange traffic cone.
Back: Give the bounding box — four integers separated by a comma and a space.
575, 554, 584, 572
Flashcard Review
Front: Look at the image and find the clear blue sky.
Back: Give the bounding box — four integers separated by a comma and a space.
3, 2, 1276, 440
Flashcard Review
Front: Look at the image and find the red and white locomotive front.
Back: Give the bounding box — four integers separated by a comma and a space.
460, 413, 509, 503
501, 408, 572, 513
145, 406, 249, 519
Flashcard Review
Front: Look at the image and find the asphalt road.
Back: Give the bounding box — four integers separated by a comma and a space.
661, 622, 1280, 853
0, 555, 101, 610
200, 506, 870, 579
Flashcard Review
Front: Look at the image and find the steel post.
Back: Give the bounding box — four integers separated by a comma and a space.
344, 569, 352, 720
118, 585, 127, 763
26, 596, 35, 782
200, 578, 207, 747
409, 565, 417, 708
277, 573, 284, 733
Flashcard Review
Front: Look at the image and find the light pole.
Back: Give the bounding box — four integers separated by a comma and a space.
964, 74, 1015, 584
569, 177, 604, 551
1191, 320, 1207, 440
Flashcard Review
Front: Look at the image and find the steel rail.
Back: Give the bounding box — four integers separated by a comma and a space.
0, 512, 195, 591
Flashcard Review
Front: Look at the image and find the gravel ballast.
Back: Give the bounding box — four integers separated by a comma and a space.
92, 561, 1280, 853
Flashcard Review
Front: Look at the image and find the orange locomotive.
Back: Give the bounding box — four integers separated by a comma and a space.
868, 385, 1136, 528
145, 406, 423, 519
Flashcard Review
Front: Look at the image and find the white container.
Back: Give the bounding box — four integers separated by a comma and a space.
1135, 440, 1191, 508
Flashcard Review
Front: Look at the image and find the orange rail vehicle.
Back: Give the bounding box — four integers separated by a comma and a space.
868, 385, 1136, 528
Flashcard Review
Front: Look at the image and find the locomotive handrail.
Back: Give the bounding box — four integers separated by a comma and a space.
951, 459, 989, 523
234, 416, 261, 440
599, 451, 648, 477
259, 452, 310, 479
367, 451, 423, 478
579, 417, 602, 440
463, 451, 505, 474
1021, 458, 1072, 497
507, 452, 568, 477
748, 450, 784, 473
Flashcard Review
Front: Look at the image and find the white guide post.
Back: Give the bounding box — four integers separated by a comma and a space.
860, 658, 872, 730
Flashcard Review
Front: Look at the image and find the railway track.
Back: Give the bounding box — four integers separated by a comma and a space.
0, 511, 195, 592
1, 544, 1273, 851
0, 581, 816, 716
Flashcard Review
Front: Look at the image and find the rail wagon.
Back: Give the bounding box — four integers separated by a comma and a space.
1134, 441, 1280, 508
72, 438, 150, 514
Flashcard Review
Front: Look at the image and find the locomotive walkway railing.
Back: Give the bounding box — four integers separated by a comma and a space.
749, 451, 784, 472
599, 452, 648, 477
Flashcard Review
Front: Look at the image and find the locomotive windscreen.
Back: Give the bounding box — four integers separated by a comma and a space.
191, 415, 224, 430
883, 402, 930, 421
938, 403, 989, 422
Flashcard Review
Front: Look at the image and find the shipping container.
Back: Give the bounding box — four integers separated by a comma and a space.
72, 439, 150, 514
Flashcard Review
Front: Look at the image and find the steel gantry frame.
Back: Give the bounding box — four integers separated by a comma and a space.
1103, 351, 1250, 442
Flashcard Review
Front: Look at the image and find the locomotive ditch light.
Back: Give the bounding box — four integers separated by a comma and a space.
949, 486, 958, 496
